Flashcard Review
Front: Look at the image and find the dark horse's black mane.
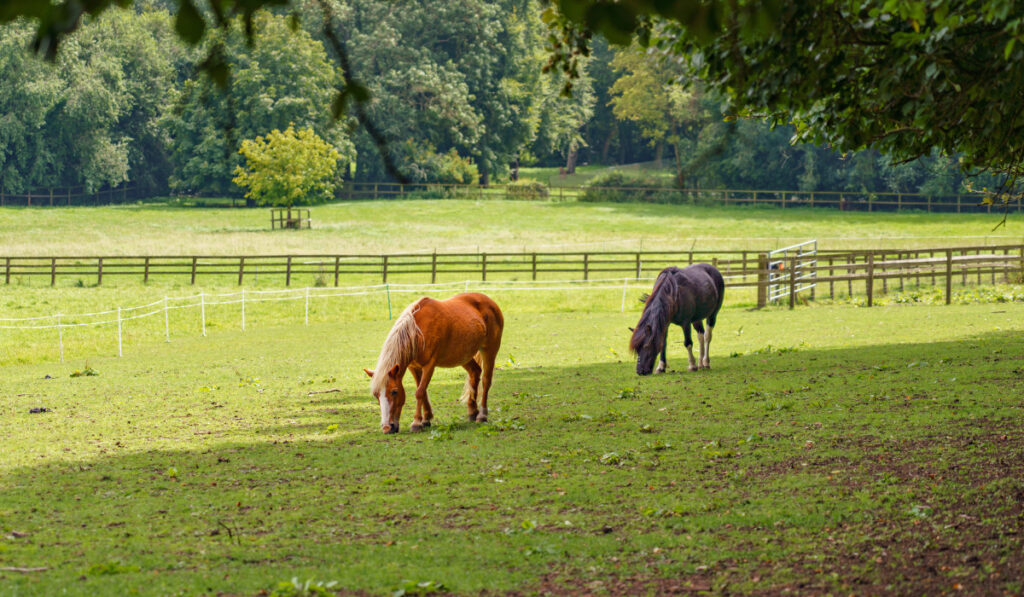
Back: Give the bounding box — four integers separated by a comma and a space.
629, 269, 681, 353
629, 264, 725, 360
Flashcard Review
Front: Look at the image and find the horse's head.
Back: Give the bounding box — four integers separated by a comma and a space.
629, 324, 663, 376
363, 366, 405, 433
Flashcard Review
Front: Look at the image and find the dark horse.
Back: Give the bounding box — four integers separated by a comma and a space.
629, 264, 724, 376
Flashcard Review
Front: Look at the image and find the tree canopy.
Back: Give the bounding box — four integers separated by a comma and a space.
546, 0, 1024, 201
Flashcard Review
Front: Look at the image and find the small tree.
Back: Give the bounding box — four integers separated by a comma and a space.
233, 125, 342, 207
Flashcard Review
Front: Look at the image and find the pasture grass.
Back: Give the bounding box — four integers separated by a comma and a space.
1, 199, 1021, 257
2, 303, 1023, 595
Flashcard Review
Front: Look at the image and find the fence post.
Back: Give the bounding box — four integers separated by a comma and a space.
757, 253, 768, 308
190, 257, 197, 285
829, 256, 834, 299
382, 255, 388, 283
238, 257, 245, 285
957, 195, 961, 213
866, 253, 875, 307
286, 256, 293, 286
481, 252, 487, 281
200, 292, 206, 337
583, 253, 589, 281
431, 251, 437, 284
144, 257, 150, 284
334, 256, 340, 287
117, 307, 123, 357
4, 257, 8, 284
788, 257, 797, 310
164, 297, 170, 342
635, 253, 642, 279
532, 253, 538, 280
50, 258, 56, 286
945, 250, 953, 305
98, 257, 104, 286
57, 313, 64, 363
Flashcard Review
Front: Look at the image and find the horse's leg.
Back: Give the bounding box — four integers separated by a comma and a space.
693, 320, 707, 370
654, 327, 669, 373
461, 359, 482, 421
409, 364, 435, 433
477, 351, 498, 422
683, 323, 698, 371
701, 320, 713, 369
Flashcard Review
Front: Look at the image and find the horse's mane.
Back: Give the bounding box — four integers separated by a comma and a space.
370, 302, 422, 396
629, 268, 679, 353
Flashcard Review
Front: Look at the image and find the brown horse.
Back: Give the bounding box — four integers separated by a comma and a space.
363, 293, 504, 434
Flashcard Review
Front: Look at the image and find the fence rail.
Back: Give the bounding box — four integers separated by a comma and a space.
3, 245, 1022, 309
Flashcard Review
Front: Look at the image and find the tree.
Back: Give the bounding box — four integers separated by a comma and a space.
545, 0, 1024, 203
609, 44, 711, 186
233, 124, 343, 207
163, 10, 354, 196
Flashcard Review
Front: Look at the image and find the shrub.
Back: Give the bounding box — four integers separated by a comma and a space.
506, 179, 550, 200
580, 171, 684, 203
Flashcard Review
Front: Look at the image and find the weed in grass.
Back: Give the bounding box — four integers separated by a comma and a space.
268, 577, 339, 597
393, 579, 447, 596
69, 365, 98, 377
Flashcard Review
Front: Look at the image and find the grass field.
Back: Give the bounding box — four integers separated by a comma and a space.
1, 199, 1021, 257
2, 303, 1023, 595
2, 200, 1023, 595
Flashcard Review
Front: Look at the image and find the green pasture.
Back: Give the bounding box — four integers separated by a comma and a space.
2, 303, 1023, 595
1, 199, 1021, 258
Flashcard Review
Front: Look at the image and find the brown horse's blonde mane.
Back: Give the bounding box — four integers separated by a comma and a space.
370, 302, 422, 396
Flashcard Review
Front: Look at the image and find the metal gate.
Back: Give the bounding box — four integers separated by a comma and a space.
768, 240, 818, 304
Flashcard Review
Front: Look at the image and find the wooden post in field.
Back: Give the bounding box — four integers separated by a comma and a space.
898, 252, 904, 292
481, 252, 487, 281
881, 252, 888, 295
583, 253, 589, 281
4, 257, 10, 284
285, 256, 293, 286
866, 253, 874, 306
334, 256, 340, 287
190, 257, 197, 285
49, 188, 53, 206
757, 253, 768, 308
431, 251, 437, 284
829, 256, 835, 299
847, 255, 854, 297
50, 258, 56, 286
238, 257, 245, 285
144, 257, 150, 283
945, 250, 953, 305
635, 253, 642, 278
98, 257, 104, 286
532, 253, 538, 280
381, 255, 388, 283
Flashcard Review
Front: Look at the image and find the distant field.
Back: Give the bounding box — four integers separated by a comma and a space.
0, 199, 1020, 258
519, 160, 676, 187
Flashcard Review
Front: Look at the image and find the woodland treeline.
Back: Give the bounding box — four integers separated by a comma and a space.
0, 1, 984, 199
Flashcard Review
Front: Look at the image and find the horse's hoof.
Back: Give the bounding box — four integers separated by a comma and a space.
467, 412, 479, 422
688, 365, 698, 372
410, 421, 425, 432
383, 422, 399, 434
475, 411, 488, 423
421, 420, 431, 428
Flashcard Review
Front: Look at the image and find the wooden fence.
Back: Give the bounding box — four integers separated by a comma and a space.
3, 245, 1022, 308
0, 185, 137, 207
3, 181, 1019, 213
336, 182, 1020, 214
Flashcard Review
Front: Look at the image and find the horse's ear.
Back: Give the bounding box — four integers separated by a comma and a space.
628, 327, 635, 333
363, 368, 374, 378
389, 364, 402, 378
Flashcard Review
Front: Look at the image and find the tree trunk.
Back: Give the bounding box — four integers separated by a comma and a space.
673, 142, 685, 188
480, 164, 490, 187
655, 142, 664, 168
510, 158, 519, 182
601, 134, 613, 164
565, 142, 579, 175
